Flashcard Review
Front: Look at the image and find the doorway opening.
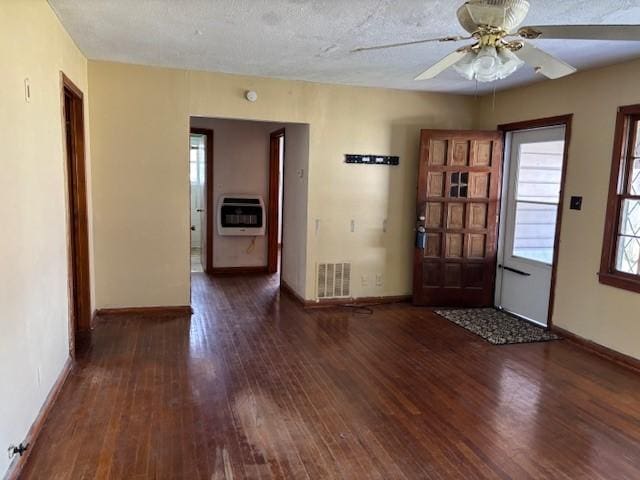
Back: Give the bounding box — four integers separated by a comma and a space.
496, 116, 572, 327
61, 73, 91, 356
187, 117, 309, 299
268, 128, 285, 274
190, 128, 213, 273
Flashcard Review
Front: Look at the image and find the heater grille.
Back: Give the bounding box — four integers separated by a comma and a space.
317, 263, 351, 298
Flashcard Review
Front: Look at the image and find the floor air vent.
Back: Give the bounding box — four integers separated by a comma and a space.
317, 263, 351, 299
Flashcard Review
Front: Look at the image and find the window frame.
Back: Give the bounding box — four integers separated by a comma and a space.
599, 104, 640, 293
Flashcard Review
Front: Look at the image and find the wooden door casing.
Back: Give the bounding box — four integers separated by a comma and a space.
62, 74, 91, 342
413, 130, 503, 306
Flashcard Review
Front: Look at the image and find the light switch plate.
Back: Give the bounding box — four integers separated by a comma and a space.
570, 196, 583, 211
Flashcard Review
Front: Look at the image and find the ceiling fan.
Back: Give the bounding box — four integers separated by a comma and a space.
353, 0, 640, 83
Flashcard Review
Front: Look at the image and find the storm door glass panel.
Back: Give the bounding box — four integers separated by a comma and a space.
511, 140, 564, 264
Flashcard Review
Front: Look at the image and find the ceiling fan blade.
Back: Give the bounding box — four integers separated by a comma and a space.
415, 50, 468, 81
465, 3, 506, 28
352, 35, 470, 53
517, 42, 577, 79
518, 24, 640, 41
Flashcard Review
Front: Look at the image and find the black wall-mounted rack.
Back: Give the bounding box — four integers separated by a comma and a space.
345, 154, 399, 166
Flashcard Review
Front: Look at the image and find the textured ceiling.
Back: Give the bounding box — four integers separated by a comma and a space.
48, 0, 640, 94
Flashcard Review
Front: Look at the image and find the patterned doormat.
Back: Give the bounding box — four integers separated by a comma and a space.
435, 308, 561, 345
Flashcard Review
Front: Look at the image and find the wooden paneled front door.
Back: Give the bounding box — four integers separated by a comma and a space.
413, 130, 503, 306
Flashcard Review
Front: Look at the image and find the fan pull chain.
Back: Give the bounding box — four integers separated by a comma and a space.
492, 85, 497, 111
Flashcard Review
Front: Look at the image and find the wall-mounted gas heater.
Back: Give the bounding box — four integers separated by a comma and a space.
217, 195, 265, 236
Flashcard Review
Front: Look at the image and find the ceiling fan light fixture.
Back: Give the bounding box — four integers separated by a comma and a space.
452, 45, 524, 82
473, 46, 499, 76
358, 0, 622, 85
496, 46, 524, 77
452, 52, 477, 80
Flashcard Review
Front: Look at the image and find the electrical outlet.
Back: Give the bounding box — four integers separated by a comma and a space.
361, 274, 368, 287
350, 220, 355, 233
376, 274, 383, 287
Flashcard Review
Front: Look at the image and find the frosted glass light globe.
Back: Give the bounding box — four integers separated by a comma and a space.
473, 46, 499, 76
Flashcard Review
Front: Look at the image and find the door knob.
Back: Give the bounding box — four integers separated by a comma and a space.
196, 209, 204, 212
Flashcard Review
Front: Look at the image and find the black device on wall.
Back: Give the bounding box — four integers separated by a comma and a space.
217, 195, 265, 236
345, 154, 399, 165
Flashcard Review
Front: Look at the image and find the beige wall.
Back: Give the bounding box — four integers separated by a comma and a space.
0, 0, 90, 476
476, 59, 640, 360
281, 124, 311, 296
89, 63, 189, 308
88, 60, 476, 307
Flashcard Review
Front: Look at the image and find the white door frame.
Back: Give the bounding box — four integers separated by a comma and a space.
495, 115, 572, 328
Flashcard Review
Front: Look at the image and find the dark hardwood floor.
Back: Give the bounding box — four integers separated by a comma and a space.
21, 273, 640, 479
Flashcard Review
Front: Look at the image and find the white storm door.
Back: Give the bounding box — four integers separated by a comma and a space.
496, 126, 566, 326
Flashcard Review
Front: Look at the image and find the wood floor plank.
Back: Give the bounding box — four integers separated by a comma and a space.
19, 272, 640, 479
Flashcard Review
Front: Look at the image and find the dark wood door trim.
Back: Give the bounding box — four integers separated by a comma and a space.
61, 72, 91, 357
497, 115, 573, 133
268, 129, 285, 274
190, 128, 214, 274
498, 114, 573, 328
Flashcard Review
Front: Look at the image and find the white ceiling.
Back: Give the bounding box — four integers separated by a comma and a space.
48, 0, 640, 94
